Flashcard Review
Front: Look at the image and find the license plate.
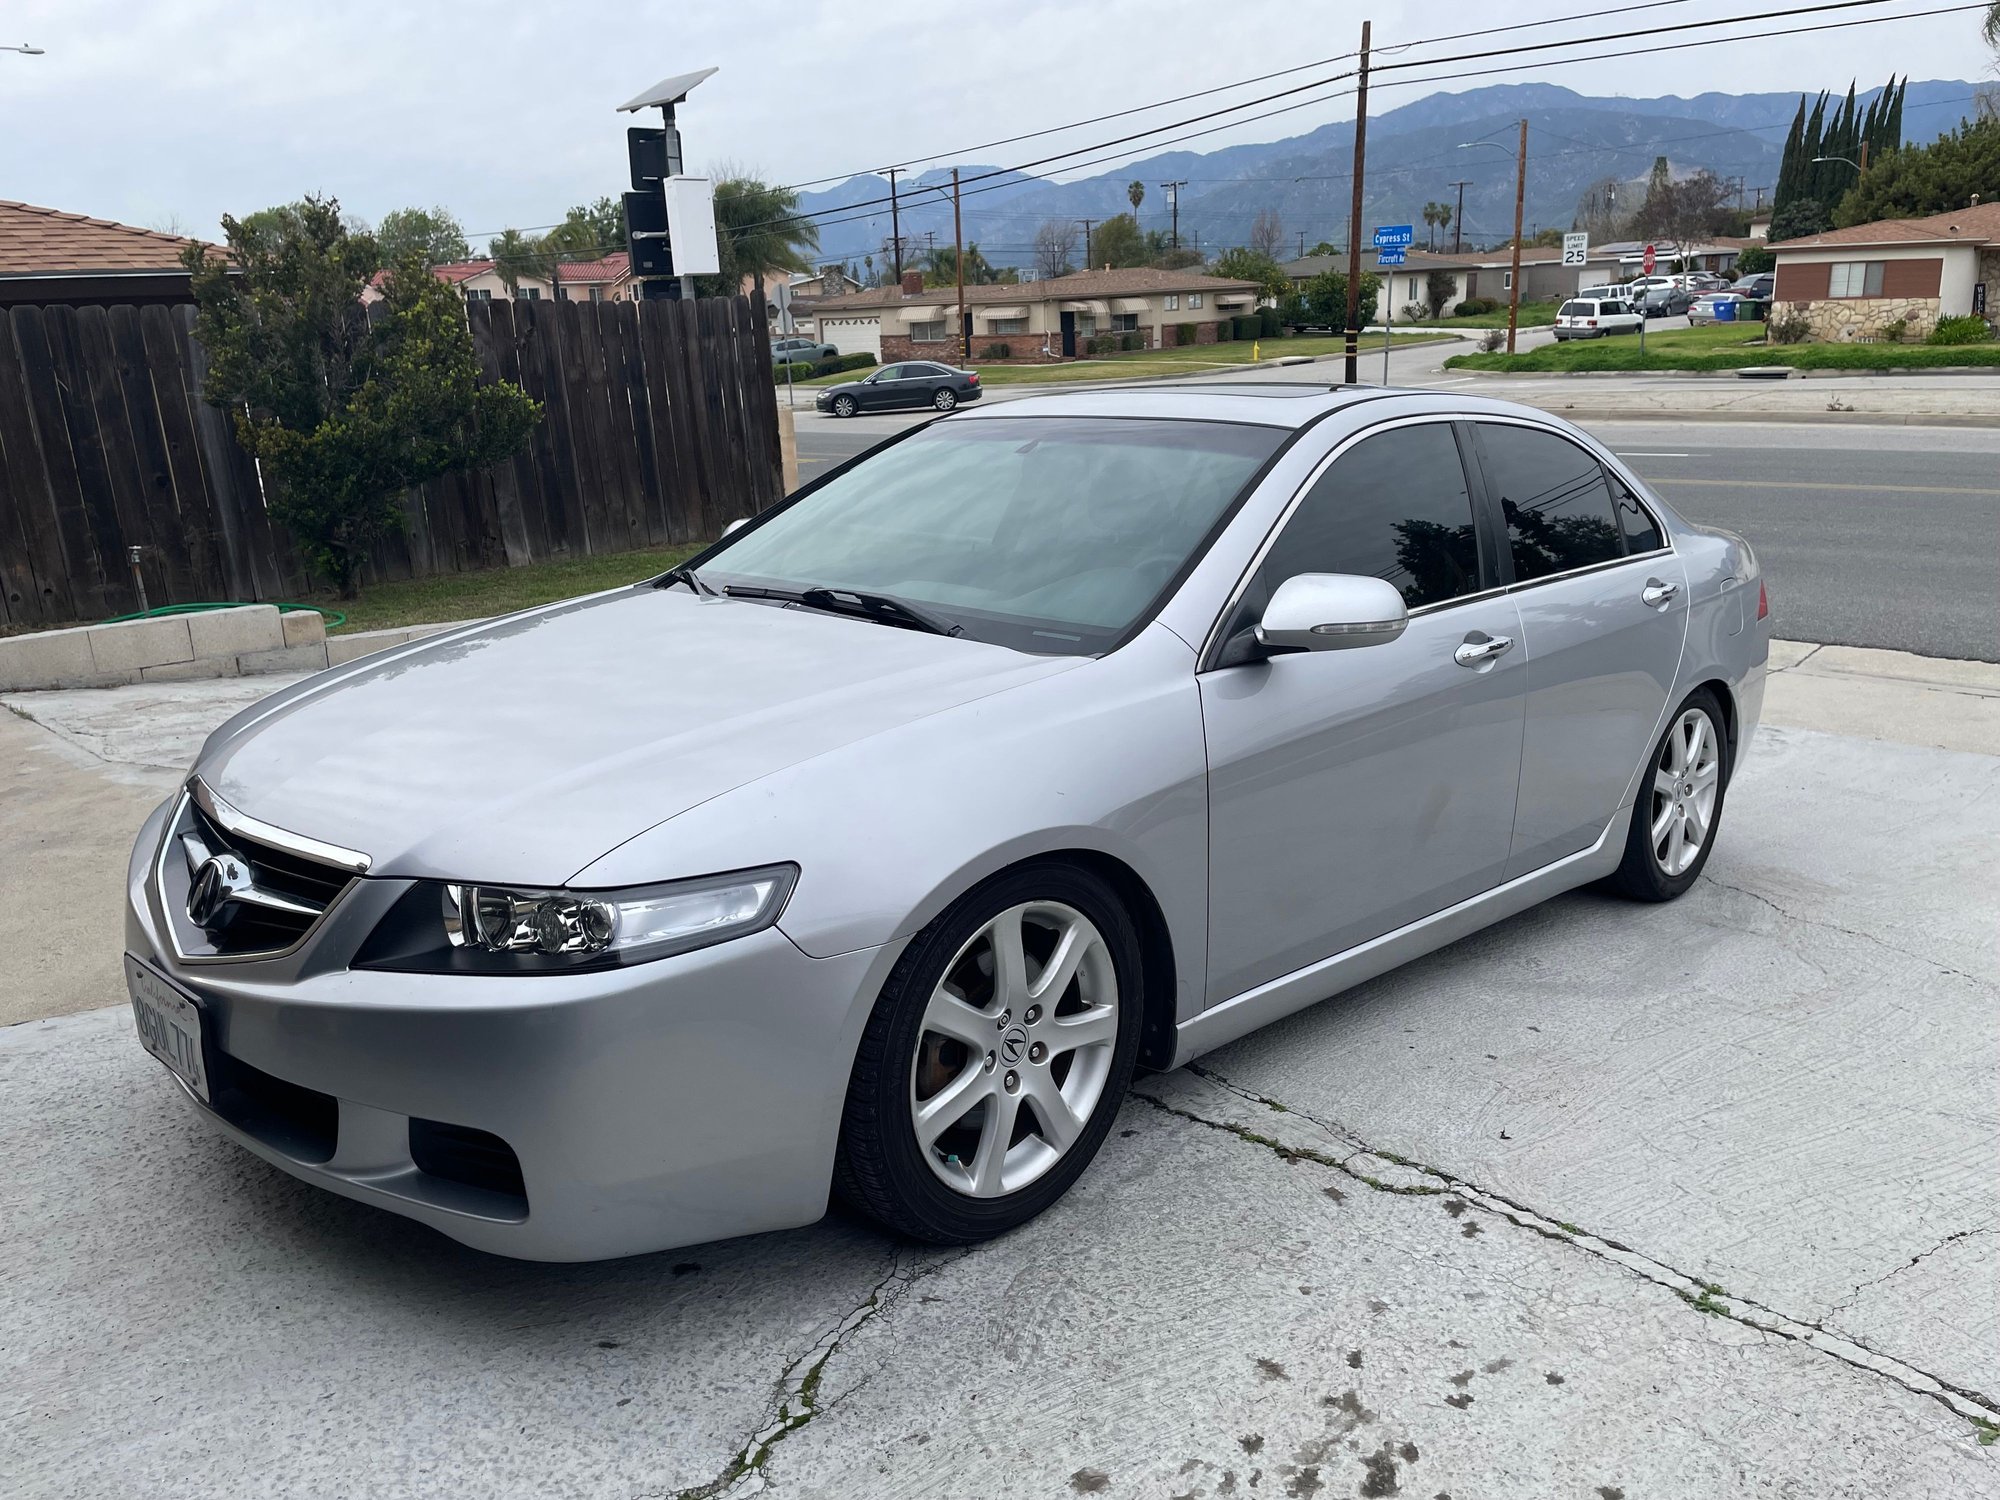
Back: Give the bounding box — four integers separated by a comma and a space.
126, 955, 210, 1103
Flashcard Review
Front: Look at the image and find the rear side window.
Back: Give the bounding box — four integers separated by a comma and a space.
1475, 424, 1626, 581
1610, 474, 1665, 553
1258, 423, 1481, 609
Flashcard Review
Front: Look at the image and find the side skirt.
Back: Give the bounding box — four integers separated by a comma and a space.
1170, 809, 1628, 1069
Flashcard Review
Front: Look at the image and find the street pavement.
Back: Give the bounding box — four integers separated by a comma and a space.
3, 652, 1998, 1497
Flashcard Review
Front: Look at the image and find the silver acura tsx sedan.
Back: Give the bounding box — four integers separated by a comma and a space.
125, 385, 1769, 1261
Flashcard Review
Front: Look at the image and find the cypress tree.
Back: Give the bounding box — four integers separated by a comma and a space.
1775, 96, 1808, 209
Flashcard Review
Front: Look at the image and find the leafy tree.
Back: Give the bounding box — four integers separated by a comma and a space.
1209, 247, 1289, 301
1631, 170, 1735, 261
1423, 269, 1457, 318
1306, 239, 1344, 256
185, 196, 540, 597
376, 206, 471, 266
1734, 243, 1775, 276
1152, 246, 1205, 271
1297, 268, 1379, 329
1833, 117, 2000, 225
1033, 219, 1079, 279
921, 242, 1005, 286
1088, 213, 1150, 268
1766, 198, 1831, 243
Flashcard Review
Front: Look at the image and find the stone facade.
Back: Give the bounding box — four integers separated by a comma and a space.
1770, 296, 1940, 342
1979, 248, 2000, 320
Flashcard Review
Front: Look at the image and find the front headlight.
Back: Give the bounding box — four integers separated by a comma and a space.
355, 866, 797, 973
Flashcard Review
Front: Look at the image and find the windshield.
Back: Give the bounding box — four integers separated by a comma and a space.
698, 416, 1284, 654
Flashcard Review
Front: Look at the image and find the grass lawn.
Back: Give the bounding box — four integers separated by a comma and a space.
1443, 320, 2000, 372
1401, 300, 1559, 329
316, 543, 701, 634
790, 333, 1456, 389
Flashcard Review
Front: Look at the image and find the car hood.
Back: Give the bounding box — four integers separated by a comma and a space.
195, 587, 1080, 884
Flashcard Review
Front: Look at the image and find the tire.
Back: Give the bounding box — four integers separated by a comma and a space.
1605, 686, 1731, 902
933, 388, 958, 411
831, 394, 857, 418
834, 861, 1146, 1244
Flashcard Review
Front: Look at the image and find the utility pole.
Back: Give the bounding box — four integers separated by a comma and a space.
887, 166, 903, 283
1343, 19, 1371, 385
1449, 180, 1472, 255
1076, 218, 1096, 270
1506, 118, 1528, 356
1160, 180, 1188, 249
952, 167, 967, 364
1298, 230, 1306, 258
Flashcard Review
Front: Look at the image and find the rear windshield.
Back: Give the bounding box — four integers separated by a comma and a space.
1560, 301, 1597, 317
698, 416, 1286, 655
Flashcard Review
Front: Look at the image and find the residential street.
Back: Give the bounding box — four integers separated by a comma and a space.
5, 646, 1998, 1498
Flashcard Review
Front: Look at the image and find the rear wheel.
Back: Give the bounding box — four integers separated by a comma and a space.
1606, 687, 1730, 901
933, 388, 958, 411
831, 394, 857, 418
835, 863, 1144, 1244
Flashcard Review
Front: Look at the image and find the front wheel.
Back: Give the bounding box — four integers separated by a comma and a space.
834, 863, 1144, 1244
831, 394, 857, 418
1605, 687, 1730, 901
933, 388, 958, 411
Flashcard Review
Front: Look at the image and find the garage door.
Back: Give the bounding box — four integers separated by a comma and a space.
819, 316, 881, 361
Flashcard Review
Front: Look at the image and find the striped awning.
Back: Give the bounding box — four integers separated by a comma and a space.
978, 305, 1029, 320
1111, 297, 1151, 313
1058, 299, 1111, 317
1216, 291, 1257, 304
893, 305, 949, 324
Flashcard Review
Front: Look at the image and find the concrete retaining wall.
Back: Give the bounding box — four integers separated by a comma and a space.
0, 606, 334, 691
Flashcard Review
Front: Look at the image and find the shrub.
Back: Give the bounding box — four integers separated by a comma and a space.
1213, 321, 1232, 342
1401, 302, 1427, 323
1120, 330, 1144, 351
772, 360, 816, 384
1767, 308, 1813, 344
1175, 322, 1198, 346
1926, 314, 1992, 345
1276, 291, 1309, 329
1231, 314, 1260, 340
1257, 305, 1283, 337
1878, 318, 1908, 345
815, 351, 875, 374
1087, 332, 1117, 355
1455, 297, 1498, 316
980, 342, 1013, 360
1734, 244, 1775, 276
1478, 328, 1507, 353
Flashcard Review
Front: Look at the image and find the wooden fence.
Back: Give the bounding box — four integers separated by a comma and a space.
0, 295, 785, 629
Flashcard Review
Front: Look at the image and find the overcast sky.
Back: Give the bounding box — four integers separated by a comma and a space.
3, 0, 1985, 245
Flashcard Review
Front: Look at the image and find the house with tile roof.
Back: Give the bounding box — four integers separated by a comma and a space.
809, 266, 1265, 362
1767, 200, 2000, 341
0, 200, 223, 307
364, 253, 634, 305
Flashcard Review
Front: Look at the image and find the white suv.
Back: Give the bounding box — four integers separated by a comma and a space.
1553, 296, 1643, 340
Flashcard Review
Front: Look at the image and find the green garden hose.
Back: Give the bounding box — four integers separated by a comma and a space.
104, 601, 348, 630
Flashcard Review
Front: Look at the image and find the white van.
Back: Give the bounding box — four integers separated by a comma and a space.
1553, 296, 1643, 340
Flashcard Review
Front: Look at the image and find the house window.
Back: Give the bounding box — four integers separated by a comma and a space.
1828, 261, 1886, 298
1075, 314, 1097, 336
516, 286, 541, 301
1112, 312, 1139, 332
588, 286, 605, 303
1187, 293, 1203, 309
1164, 294, 1179, 311
909, 319, 947, 342
990, 317, 1027, 334
465, 287, 493, 301
1502, 271, 1513, 291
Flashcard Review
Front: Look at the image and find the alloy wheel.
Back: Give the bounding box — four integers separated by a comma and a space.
934, 390, 957, 411
908, 901, 1118, 1198
1650, 707, 1721, 877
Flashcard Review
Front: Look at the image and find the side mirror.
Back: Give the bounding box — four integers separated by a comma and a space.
722, 517, 750, 536
1255, 573, 1409, 653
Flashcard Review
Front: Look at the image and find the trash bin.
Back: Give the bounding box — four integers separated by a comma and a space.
1714, 298, 1737, 323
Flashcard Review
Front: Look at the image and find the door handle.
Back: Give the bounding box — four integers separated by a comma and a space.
1454, 632, 1514, 667
1642, 578, 1680, 608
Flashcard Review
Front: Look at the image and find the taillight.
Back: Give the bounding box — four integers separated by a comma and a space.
967, 372, 979, 384
1756, 580, 1769, 621
1587, 319, 1598, 327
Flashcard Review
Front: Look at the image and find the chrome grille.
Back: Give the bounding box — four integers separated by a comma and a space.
158, 784, 366, 961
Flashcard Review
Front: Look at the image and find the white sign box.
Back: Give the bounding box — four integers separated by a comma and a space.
1562, 231, 1589, 268
664, 176, 721, 277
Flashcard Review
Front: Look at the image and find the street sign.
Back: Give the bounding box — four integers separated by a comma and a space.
1376, 247, 1408, 266
772, 280, 795, 335
1373, 224, 1415, 249
1562, 231, 1589, 267
1643, 243, 1657, 275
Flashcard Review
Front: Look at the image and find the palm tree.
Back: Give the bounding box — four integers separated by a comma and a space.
487, 229, 541, 296
1436, 201, 1453, 252
1985, 0, 2000, 45
1127, 180, 1145, 219
1420, 202, 1439, 250
711, 177, 821, 305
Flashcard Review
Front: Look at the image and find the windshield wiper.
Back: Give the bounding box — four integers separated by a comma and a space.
723, 584, 962, 637
657, 565, 717, 597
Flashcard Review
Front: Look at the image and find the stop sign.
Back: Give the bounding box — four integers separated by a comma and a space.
1643, 243, 1657, 275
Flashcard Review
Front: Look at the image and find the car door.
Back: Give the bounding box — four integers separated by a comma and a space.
901, 363, 945, 408
1465, 419, 1690, 879
1200, 418, 1528, 1004
858, 366, 902, 410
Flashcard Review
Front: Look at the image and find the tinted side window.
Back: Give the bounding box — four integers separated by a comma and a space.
1477, 424, 1625, 581
1259, 424, 1481, 609
1609, 474, 1664, 552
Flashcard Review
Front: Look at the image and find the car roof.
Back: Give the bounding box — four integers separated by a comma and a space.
942, 384, 1583, 432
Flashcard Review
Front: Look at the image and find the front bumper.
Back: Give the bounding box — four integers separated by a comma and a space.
124, 800, 900, 1261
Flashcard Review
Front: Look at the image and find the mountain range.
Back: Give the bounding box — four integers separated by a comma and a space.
795, 79, 1982, 270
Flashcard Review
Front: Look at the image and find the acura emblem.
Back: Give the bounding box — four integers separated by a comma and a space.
186, 853, 251, 928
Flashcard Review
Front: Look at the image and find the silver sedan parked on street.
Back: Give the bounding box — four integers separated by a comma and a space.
125, 386, 1770, 1260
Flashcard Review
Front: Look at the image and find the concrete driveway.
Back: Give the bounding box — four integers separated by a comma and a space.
4, 656, 1998, 1497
